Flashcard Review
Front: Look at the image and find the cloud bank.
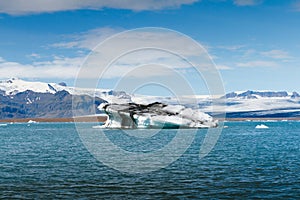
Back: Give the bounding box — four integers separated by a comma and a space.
0, 0, 199, 15
0, 56, 81, 79
0, 0, 268, 15
0, 28, 221, 80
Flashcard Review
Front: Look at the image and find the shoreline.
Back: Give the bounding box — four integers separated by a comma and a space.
1, 116, 300, 123
220, 117, 300, 121
0, 116, 107, 123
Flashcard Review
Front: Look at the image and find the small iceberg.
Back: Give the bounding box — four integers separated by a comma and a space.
255, 124, 269, 129
27, 120, 37, 124
0, 123, 8, 127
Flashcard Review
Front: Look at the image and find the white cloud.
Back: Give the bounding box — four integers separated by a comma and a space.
0, 50, 200, 79
27, 53, 41, 59
261, 49, 291, 59
216, 64, 232, 70
236, 60, 278, 68
216, 45, 245, 51
0, 0, 199, 15
53, 28, 218, 74
0, 56, 81, 79
96, 64, 176, 79
1, 28, 221, 80
233, 0, 262, 6
54, 27, 211, 57
52, 27, 122, 50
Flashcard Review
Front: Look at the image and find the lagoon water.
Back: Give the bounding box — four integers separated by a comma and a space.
1, 122, 299, 199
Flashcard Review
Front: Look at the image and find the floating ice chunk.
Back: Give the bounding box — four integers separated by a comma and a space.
255, 124, 269, 129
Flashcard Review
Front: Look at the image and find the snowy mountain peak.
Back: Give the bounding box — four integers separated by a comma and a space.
0, 78, 61, 95
0, 78, 132, 104
223, 90, 300, 99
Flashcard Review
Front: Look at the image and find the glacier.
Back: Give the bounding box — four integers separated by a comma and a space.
98, 102, 218, 129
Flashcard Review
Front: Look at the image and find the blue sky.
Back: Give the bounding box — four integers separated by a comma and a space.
0, 0, 300, 94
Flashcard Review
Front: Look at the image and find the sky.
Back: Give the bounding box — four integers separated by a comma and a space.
0, 0, 300, 95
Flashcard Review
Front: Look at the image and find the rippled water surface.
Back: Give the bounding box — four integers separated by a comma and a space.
1, 122, 299, 199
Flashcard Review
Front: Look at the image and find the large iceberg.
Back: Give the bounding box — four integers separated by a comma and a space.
98, 102, 218, 129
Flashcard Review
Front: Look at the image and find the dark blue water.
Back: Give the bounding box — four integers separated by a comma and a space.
0, 122, 299, 199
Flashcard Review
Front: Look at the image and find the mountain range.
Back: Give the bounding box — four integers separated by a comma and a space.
0, 78, 300, 119
213, 90, 300, 118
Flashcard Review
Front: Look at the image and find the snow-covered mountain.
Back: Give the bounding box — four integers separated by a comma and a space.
202, 90, 300, 118
0, 78, 108, 119
0, 78, 131, 104
223, 90, 300, 99
0, 78, 300, 119
0, 78, 60, 95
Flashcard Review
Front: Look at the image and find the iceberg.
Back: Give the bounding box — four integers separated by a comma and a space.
98, 102, 218, 129
255, 124, 269, 129
27, 120, 37, 124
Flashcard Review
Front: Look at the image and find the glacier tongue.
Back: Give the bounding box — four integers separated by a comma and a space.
98, 102, 218, 129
